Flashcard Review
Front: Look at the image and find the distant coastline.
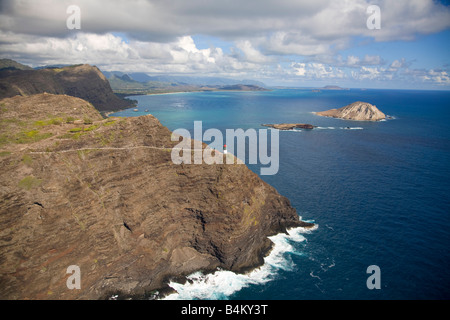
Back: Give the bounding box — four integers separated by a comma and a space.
112, 85, 270, 97
109, 87, 271, 117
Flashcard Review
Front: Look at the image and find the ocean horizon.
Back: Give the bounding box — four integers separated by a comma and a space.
111, 88, 450, 300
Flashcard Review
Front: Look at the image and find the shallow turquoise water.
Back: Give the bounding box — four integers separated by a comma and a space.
111, 88, 450, 299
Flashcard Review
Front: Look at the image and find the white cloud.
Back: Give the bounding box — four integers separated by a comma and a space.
0, 0, 449, 88
389, 58, 412, 70
0, 31, 270, 76
290, 62, 344, 79
292, 63, 306, 76
263, 31, 335, 56
347, 55, 360, 66
0, 31, 137, 67
425, 69, 450, 84
236, 40, 272, 63
390, 60, 403, 69
359, 66, 381, 80
368, 0, 450, 41
362, 55, 382, 65
2, 0, 449, 48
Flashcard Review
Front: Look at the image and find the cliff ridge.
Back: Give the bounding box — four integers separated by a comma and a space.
0, 62, 131, 112
0, 93, 312, 299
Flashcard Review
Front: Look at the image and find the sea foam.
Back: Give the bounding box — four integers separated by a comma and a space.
162, 225, 317, 300
285, 128, 303, 132
316, 126, 363, 130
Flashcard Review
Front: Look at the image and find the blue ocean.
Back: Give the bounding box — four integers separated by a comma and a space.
110, 88, 450, 300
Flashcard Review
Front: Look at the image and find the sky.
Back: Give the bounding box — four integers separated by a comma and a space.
0, 0, 449, 89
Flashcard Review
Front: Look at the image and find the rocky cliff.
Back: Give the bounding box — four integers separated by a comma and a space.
0, 93, 312, 299
0, 63, 131, 112
315, 101, 386, 121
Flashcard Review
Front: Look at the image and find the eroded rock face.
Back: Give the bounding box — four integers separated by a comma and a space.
0, 94, 312, 299
0, 64, 131, 112
316, 101, 386, 121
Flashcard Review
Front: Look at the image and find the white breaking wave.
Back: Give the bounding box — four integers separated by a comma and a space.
162, 225, 317, 300
342, 127, 363, 130
282, 126, 365, 132
316, 126, 336, 130
316, 126, 363, 130
379, 115, 397, 122
285, 128, 302, 132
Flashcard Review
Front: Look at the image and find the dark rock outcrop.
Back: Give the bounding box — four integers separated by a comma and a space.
0, 93, 313, 300
0, 63, 131, 112
262, 123, 316, 130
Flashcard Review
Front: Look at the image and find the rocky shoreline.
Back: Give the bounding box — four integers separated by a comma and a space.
0, 93, 314, 300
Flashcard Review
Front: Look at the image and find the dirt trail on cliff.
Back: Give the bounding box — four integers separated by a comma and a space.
0, 93, 312, 300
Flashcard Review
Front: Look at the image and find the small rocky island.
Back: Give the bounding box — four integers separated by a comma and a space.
315, 101, 386, 121
262, 123, 316, 130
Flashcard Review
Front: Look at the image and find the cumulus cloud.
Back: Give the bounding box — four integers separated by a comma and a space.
389, 58, 412, 70
347, 55, 361, 66
2, 0, 449, 45
332, 54, 385, 68
291, 62, 344, 80
235, 40, 273, 64
0, 0, 449, 87
0, 31, 137, 67
426, 70, 450, 84
0, 30, 269, 76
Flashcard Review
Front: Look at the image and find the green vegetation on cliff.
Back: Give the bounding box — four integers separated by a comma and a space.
0, 93, 312, 300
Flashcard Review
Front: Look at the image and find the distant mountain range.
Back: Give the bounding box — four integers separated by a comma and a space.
0, 59, 268, 112
321, 85, 348, 90
102, 71, 266, 87
101, 71, 268, 95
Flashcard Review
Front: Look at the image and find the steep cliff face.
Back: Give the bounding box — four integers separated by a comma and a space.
316, 101, 386, 121
0, 93, 312, 300
0, 64, 131, 112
